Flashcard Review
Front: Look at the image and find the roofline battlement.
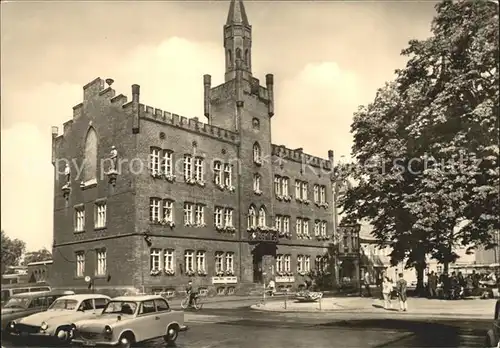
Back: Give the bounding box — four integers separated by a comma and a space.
140, 103, 240, 144
271, 144, 333, 170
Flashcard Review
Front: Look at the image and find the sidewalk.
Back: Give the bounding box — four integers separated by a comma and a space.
251, 296, 497, 319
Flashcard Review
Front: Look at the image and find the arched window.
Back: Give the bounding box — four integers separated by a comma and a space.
245, 49, 249, 66
247, 206, 256, 228
253, 142, 261, 164
236, 48, 242, 59
83, 127, 98, 182
227, 49, 232, 66
258, 206, 266, 227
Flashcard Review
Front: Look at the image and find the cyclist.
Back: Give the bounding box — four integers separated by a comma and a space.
186, 280, 198, 306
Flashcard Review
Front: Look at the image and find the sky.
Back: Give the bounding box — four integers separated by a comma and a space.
1, 0, 437, 251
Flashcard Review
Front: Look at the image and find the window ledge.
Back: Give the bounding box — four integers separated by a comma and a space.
74, 230, 85, 234
94, 275, 107, 279
94, 227, 107, 231
80, 178, 97, 190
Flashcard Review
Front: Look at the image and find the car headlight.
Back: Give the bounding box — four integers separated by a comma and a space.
104, 325, 112, 334
40, 322, 48, 330
9, 321, 16, 329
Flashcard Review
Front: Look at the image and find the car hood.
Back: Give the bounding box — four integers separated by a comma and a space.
75, 315, 131, 331
1, 308, 25, 315
19, 310, 95, 327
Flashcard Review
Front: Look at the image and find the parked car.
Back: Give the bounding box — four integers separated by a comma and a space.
71, 295, 188, 348
485, 299, 500, 347
8, 294, 110, 343
1, 284, 51, 307
1, 290, 74, 333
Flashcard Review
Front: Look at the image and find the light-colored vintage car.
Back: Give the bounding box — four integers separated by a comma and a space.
2, 290, 74, 332
71, 295, 188, 347
9, 293, 110, 343
485, 299, 500, 347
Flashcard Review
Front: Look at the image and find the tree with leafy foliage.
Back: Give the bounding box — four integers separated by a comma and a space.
1, 230, 26, 274
339, 0, 499, 293
23, 248, 53, 265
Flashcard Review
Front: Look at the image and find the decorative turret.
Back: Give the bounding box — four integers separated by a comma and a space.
224, 0, 252, 82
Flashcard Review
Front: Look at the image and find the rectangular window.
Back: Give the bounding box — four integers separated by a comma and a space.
223, 164, 232, 187
150, 248, 161, 271
164, 249, 174, 272
94, 202, 106, 229
184, 251, 194, 272
313, 185, 319, 202
162, 200, 174, 222
276, 254, 283, 273
195, 204, 204, 225
150, 198, 161, 222
315, 256, 322, 270
297, 255, 304, 272
95, 249, 107, 276
184, 203, 193, 225
274, 176, 281, 195
304, 255, 311, 272
224, 208, 233, 227
74, 207, 85, 232
283, 216, 290, 233
301, 182, 308, 200
343, 235, 349, 253
253, 174, 260, 192
295, 181, 301, 198
275, 215, 282, 232
314, 220, 320, 236
284, 255, 291, 272
196, 251, 206, 272
183, 155, 193, 181
281, 177, 289, 196
215, 252, 224, 273
225, 252, 234, 273
194, 157, 204, 181
320, 186, 326, 203
296, 218, 302, 235
162, 151, 173, 176
303, 219, 309, 236
214, 207, 223, 227
150, 148, 161, 174
321, 221, 327, 237
76, 252, 85, 277
351, 234, 358, 250
214, 161, 222, 185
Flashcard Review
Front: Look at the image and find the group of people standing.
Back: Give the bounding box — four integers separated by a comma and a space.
427, 269, 493, 299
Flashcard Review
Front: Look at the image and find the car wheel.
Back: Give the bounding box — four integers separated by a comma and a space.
164, 325, 179, 343
55, 328, 71, 342
118, 334, 133, 348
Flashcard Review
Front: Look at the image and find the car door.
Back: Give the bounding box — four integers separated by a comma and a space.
134, 300, 158, 341
154, 299, 174, 328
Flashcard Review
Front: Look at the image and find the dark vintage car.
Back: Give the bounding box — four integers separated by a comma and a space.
485, 299, 500, 347
1, 289, 74, 333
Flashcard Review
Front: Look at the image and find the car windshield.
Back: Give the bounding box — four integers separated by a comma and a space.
48, 299, 78, 310
102, 301, 137, 315
3, 297, 30, 309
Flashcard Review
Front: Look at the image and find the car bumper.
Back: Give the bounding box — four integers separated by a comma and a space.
180, 325, 188, 332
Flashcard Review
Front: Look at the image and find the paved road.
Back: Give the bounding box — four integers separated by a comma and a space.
1, 299, 489, 348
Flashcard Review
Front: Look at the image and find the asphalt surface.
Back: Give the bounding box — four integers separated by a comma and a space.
1, 298, 489, 348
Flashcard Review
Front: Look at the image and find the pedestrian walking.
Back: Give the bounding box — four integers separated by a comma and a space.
382, 276, 393, 310
428, 271, 437, 298
396, 273, 408, 311
363, 271, 372, 297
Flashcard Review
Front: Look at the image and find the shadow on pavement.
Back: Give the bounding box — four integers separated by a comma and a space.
317, 318, 487, 347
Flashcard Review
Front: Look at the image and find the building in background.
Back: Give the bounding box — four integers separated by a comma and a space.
50, 0, 335, 295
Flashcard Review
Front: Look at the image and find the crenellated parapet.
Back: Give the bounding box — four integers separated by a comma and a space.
271, 144, 333, 170
140, 104, 240, 144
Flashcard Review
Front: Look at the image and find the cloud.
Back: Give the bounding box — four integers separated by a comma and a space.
1, 123, 54, 251
273, 61, 372, 160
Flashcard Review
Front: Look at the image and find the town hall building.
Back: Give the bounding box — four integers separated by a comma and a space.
51, 0, 336, 295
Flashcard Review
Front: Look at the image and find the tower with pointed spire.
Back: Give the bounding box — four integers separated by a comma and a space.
224, 0, 252, 82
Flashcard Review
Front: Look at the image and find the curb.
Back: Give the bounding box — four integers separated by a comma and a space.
249, 305, 491, 319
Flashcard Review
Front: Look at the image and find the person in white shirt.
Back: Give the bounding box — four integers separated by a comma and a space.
268, 279, 276, 296
382, 276, 393, 310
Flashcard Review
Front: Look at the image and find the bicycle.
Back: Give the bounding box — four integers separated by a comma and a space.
180, 293, 203, 310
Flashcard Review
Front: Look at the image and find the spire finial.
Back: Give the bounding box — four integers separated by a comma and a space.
226, 0, 249, 26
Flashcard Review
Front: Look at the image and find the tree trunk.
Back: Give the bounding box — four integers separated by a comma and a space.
415, 262, 426, 297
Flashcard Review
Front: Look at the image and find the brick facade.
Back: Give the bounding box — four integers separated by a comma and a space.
51, 0, 335, 295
